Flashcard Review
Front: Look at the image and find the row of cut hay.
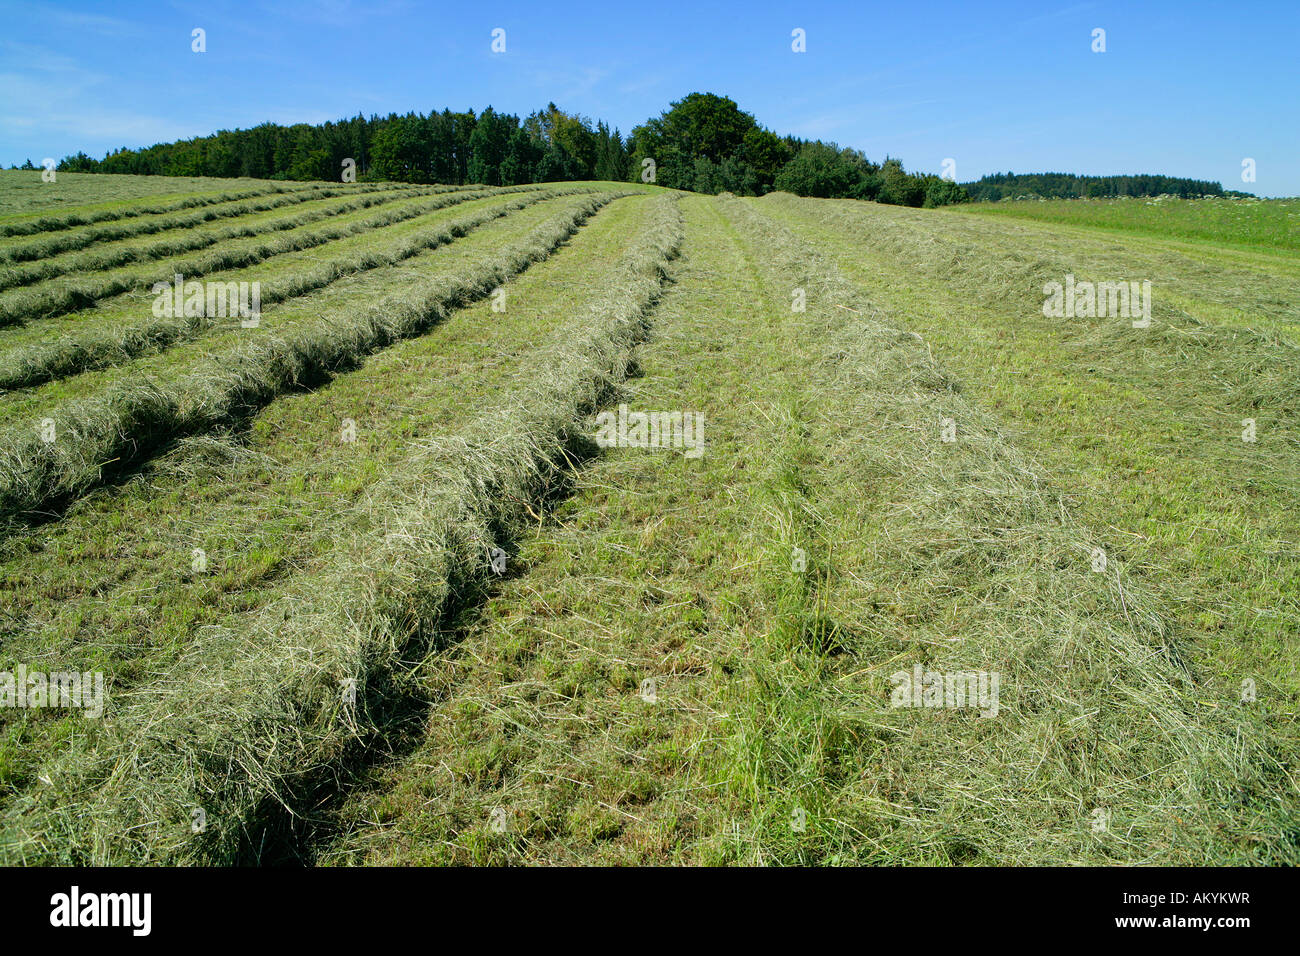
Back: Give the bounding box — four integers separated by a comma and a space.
0, 194, 684, 865
0, 180, 326, 239
0, 191, 622, 532
0, 181, 428, 267
0, 188, 574, 390
0, 185, 556, 328
759, 193, 1300, 495
760, 192, 1300, 379
757, 192, 1139, 318
719, 194, 1293, 864
0, 183, 446, 286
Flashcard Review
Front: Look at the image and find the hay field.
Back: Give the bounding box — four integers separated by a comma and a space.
0, 171, 1295, 865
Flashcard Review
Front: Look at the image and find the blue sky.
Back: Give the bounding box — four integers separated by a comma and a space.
2, 0, 1297, 195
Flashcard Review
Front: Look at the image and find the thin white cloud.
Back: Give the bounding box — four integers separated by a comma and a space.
0, 40, 110, 80
255, 0, 415, 29
35, 6, 146, 38
525, 66, 611, 106
0, 42, 193, 149
20, 110, 204, 143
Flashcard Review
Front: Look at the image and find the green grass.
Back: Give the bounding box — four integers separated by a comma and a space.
954, 196, 1300, 255
316, 194, 1293, 866
763, 192, 1300, 720
0, 185, 539, 326
0, 190, 620, 527
0, 190, 565, 391
1, 191, 683, 864
0, 175, 1294, 866
0, 182, 437, 283
0, 171, 320, 232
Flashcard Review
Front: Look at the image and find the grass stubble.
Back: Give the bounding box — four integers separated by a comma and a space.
0, 177, 1293, 866
0, 193, 683, 864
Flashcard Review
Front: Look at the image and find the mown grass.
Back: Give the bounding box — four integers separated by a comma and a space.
319, 193, 785, 865
825, 195, 1300, 335
0, 195, 658, 807
0, 172, 321, 234
0, 182, 440, 285
0, 191, 584, 426
761, 192, 1300, 854
0, 193, 654, 704
0, 189, 558, 389
1, 192, 684, 864
954, 196, 1300, 255
765, 192, 1300, 720
0, 185, 542, 326
1, 174, 1292, 867
317, 192, 1292, 867
0, 181, 426, 265
0, 190, 620, 529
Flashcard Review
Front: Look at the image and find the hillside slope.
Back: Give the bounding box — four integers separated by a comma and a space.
0, 176, 1294, 865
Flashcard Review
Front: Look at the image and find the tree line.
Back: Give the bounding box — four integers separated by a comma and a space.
963, 171, 1248, 201
44, 104, 631, 186
22, 98, 1241, 205
28, 93, 974, 207
628, 94, 969, 207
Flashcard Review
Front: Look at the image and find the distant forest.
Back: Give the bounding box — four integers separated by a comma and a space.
27, 93, 969, 208
17, 93, 1234, 206
963, 171, 1248, 201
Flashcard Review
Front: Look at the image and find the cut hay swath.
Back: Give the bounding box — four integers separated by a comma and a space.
0, 183, 452, 289
0, 190, 620, 531
0, 188, 578, 389
0, 172, 1292, 867
0, 194, 684, 865
0, 180, 321, 239
0, 181, 435, 267
710, 194, 1290, 863
0, 184, 557, 327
